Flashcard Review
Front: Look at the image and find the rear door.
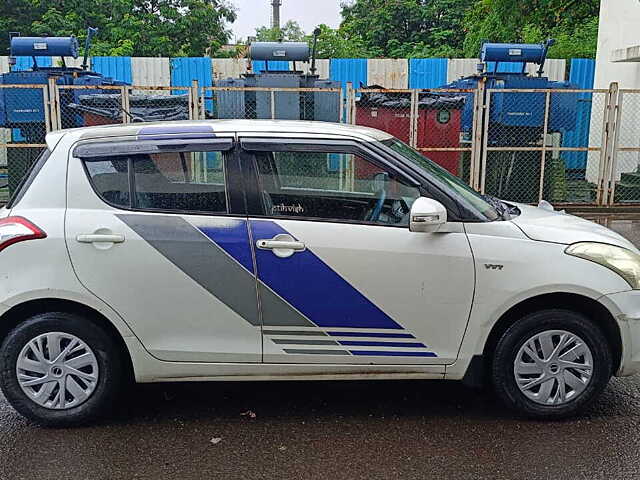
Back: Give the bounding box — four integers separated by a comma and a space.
65, 132, 262, 363
240, 137, 475, 365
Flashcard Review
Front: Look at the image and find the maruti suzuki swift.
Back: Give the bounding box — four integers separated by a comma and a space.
1, 120, 639, 426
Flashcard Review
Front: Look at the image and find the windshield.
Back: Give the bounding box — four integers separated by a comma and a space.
381, 138, 500, 221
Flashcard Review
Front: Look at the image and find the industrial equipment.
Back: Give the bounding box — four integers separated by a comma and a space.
0, 29, 127, 191
355, 89, 466, 175
442, 40, 580, 202
214, 29, 341, 122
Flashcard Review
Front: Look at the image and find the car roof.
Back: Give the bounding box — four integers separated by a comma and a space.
45, 119, 394, 150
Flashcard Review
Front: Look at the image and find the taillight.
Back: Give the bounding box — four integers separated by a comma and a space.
0, 216, 47, 253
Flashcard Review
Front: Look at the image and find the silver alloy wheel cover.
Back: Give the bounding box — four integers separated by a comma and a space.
514, 329, 594, 406
16, 332, 99, 410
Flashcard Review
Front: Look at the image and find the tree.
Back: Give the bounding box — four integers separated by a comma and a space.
306, 24, 369, 58
462, 0, 600, 58
339, 0, 475, 58
0, 0, 237, 57
255, 20, 306, 42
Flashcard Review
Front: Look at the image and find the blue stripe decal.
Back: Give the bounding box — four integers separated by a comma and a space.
250, 220, 403, 330
196, 220, 255, 274
339, 341, 426, 348
138, 125, 216, 141
350, 351, 438, 357
328, 332, 415, 339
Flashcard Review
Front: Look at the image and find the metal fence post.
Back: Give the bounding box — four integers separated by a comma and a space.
470, 78, 486, 190
46, 77, 60, 131
607, 88, 624, 205
409, 89, 419, 148
43, 81, 52, 133
270, 90, 276, 120
597, 82, 619, 205
189, 80, 199, 120
480, 90, 492, 194
346, 82, 355, 125
538, 91, 551, 203
121, 86, 131, 124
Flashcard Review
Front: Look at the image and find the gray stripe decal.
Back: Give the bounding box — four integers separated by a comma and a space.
117, 214, 263, 325
258, 283, 316, 327
283, 349, 351, 356
272, 339, 338, 346
263, 330, 327, 336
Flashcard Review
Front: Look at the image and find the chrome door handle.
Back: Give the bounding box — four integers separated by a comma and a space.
76, 234, 125, 244
256, 234, 305, 258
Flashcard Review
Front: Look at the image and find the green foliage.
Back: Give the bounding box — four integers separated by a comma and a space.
256, 20, 306, 42
307, 24, 370, 59
462, 0, 600, 58
0, 0, 236, 57
339, 0, 475, 58
0, 0, 601, 60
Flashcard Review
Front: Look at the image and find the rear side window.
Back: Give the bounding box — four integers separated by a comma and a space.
83, 150, 228, 214
85, 158, 130, 208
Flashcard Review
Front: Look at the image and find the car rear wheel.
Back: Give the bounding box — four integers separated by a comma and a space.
492, 309, 612, 419
0, 312, 123, 427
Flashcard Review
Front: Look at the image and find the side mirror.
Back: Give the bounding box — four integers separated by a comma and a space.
410, 197, 447, 233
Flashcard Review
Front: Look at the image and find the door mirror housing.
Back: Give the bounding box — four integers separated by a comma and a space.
410, 197, 447, 233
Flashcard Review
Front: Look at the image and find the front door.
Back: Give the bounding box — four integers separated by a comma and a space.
65, 133, 262, 363
241, 137, 475, 365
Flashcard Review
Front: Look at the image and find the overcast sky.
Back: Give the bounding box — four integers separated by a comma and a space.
230, 0, 343, 41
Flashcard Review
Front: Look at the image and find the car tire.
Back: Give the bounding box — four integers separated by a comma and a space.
492, 309, 612, 419
0, 312, 123, 427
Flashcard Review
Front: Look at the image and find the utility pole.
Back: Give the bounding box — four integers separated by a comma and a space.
271, 0, 282, 31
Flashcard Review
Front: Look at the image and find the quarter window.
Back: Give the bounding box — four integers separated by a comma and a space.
255, 149, 420, 226
83, 150, 228, 214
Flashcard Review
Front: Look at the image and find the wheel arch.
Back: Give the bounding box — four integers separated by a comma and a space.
0, 298, 134, 383
464, 292, 622, 388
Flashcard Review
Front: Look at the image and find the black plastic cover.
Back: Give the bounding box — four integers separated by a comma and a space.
358, 85, 466, 110
67, 94, 189, 122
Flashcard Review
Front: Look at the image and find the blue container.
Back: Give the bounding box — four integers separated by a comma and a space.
481, 43, 547, 65
11, 37, 79, 58
0, 71, 49, 125
249, 42, 309, 62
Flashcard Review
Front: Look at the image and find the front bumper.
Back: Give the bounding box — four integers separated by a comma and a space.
601, 290, 640, 376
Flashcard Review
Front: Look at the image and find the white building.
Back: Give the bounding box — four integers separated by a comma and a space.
587, 0, 640, 182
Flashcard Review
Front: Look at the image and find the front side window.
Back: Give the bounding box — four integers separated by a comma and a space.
255, 149, 420, 226
382, 138, 500, 221
84, 150, 228, 214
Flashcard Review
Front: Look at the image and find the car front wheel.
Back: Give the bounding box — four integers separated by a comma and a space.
492, 309, 612, 419
0, 312, 123, 427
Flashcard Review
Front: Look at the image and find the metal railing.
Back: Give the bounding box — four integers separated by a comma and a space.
1, 80, 638, 208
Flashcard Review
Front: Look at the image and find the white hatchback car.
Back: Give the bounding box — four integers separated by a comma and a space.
1, 120, 639, 426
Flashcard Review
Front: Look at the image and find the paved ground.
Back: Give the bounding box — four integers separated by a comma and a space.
2, 215, 640, 480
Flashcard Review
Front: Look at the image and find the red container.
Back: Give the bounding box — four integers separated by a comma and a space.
82, 113, 120, 126
355, 103, 462, 176
416, 107, 462, 176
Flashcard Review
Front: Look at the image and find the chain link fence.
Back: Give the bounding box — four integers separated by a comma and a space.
0, 85, 49, 200
1, 81, 639, 208
481, 88, 608, 205
612, 90, 640, 204
203, 86, 342, 122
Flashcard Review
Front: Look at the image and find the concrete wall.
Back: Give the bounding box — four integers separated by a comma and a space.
594, 0, 640, 89
587, 0, 640, 182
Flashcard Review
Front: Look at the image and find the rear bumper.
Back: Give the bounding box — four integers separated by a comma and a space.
600, 290, 640, 376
